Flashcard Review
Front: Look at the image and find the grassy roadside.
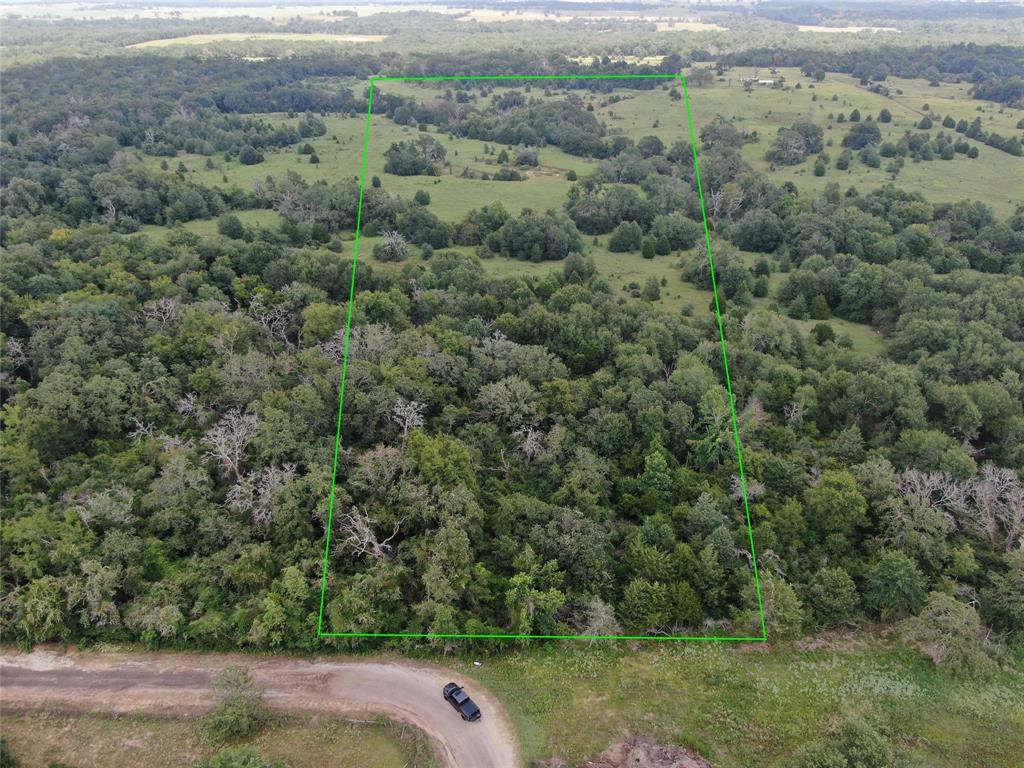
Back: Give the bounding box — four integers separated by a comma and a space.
448, 637, 1024, 767
0, 711, 433, 768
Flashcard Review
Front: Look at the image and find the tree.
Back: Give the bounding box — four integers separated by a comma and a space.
879, 108, 892, 123
204, 666, 269, 741
373, 230, 409, 262
641, 276, 661, 301
217, 214, 245, 240
581, 596, 621, 639
849, 108, 861, 122
809, 294, 831, 320
490, 210, 582, 261
811, 322, 835, 345
383, 137, 446, 176
863, 550, 926, 620
842, 122, 881, 150
619, 578, 671, 632
607, 221, 643, 253
203, 409, 259, 482
918, 116, 933, 129
901, 592, 995, 677
649, 213, 701, 251
807, 567, 859, 628
414, 189, 431, 206
803, 470, 868, 548
731, 209, 785, 252
238, 146, 264, 165
18, 576, 67, 643
641, 238, 656, 259
741, 572, 803, 641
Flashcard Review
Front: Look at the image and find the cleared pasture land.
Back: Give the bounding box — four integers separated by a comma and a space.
143, 73, 1020, 359
129, 32, 388, 48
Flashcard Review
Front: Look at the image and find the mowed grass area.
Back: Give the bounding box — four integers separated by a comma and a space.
140, 208, 283, 241
153, 112, 592, 224
128, 33, 388, 48
451, 641, 1024, 767
0, 712, 424, 768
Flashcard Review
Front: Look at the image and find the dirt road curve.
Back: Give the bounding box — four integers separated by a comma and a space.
0, 650, 521, 768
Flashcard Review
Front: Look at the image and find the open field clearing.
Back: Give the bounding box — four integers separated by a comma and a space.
0, 3, 456, 20
655, 21, 730, 32
796, 25, 900, 34
129, 32, 388, 48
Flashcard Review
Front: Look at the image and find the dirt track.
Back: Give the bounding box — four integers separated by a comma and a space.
0, 650, 522, 768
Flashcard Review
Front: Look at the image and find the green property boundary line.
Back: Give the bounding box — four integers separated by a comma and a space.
316, 73, 767, 642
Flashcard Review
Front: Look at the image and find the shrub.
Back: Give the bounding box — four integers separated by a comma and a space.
641, 276, 661, 300
373, 231, 410, 262
238, 145, 264, 165
901, 592, 996, 677
787, 718, 895, 768
811, 322, 836, 345
217, 214, 245, 240
203, 667, 269, 741
195, 747, 283, 768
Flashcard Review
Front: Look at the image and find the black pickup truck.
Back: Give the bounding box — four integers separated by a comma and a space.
442, 682, 482, 722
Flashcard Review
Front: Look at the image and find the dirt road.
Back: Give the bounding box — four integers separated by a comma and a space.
0, 650, 521, 768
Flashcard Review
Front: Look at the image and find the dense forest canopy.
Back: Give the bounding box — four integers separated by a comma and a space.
1, 42, 1023, 671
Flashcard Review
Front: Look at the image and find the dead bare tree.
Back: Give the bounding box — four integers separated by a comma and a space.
142, 298, 182, 330
226, 463, 296, 531
731, 474, 766, 501
969, 465, 1024, 551
128, 417, 155, 443
784, 402, 804, 426
391, 398, 426, 441
248, 296, 293, 352
202, 409, 259, 482
514, 425, 545, 463
335, 508, 401, 560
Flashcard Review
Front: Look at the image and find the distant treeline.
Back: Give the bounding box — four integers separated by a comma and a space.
754, 1, 1024, 25
2, 52, 681, 138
